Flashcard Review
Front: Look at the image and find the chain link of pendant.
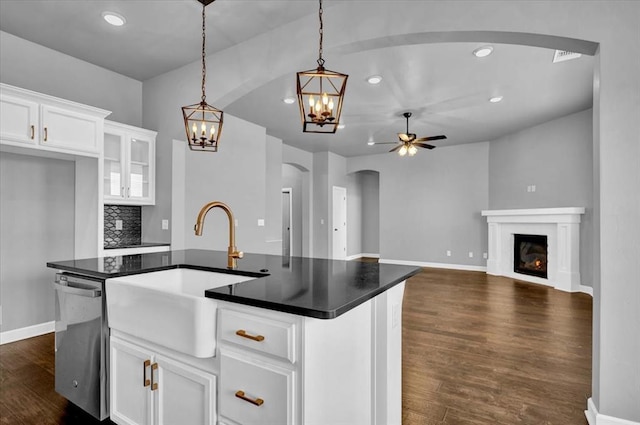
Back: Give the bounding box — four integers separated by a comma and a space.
317, 0, 325, 68
201, 2, 207, 103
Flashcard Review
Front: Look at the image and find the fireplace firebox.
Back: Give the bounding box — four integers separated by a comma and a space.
514, 234, 548, 279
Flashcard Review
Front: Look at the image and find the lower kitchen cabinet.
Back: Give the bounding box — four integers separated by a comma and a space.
110, 336, 216, 425
219, 349, 294, 425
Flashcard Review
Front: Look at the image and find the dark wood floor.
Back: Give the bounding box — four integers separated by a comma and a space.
0, 267, 592, 425
402, 268, 592, 425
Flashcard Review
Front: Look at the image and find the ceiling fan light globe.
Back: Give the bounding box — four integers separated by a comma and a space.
399, 145, 408, 156
408, 145, 418, 156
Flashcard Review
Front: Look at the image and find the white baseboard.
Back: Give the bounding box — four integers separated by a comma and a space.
586, 398, 640, 425
379, 258, 487, 272
346, 253, 380, 261
0, 321, 55, 345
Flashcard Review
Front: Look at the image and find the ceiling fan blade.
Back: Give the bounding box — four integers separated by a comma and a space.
389, 145, 402, 153
398, 133, 411, 142
414, 135, 447, 142
373, 142, 401, 145
415, 142, 436, 150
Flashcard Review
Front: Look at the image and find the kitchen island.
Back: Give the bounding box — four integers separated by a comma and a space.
48, 249, 420, 425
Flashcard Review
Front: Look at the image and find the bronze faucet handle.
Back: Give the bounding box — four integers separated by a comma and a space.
232, 251, 244, 259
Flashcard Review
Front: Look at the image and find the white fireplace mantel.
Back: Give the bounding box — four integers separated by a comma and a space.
481, 208, 585, 292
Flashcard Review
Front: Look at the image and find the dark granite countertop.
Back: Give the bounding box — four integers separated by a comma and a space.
47, 249, 420, 319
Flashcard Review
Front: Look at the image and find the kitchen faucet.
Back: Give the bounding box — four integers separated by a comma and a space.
194, 201, 243, 269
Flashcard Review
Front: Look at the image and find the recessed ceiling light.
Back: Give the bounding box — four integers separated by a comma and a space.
489, 96, 503, 103
367, 141, 375, 146
282, 97, 295, 104
102, 12, 126, 27
473, 46, 493, 58
366, 75, 383, 85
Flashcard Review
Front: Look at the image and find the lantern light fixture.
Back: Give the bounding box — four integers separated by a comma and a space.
296, 0, 348, 134
182, 0, 223, 152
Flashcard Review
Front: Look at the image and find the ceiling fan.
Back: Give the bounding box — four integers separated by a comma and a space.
372, 112, 447, 156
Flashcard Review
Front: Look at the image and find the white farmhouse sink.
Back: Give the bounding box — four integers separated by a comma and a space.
106, 268, 256, 358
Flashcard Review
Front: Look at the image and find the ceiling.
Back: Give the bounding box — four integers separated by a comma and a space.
0, 0, 594, 158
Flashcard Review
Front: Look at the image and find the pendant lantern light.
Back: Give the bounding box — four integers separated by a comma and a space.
296, 0, 348, 134
182, 0, 223, 152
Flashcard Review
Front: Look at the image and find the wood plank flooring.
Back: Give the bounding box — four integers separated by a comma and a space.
402, 268, 592, 425
0, 267, 592, 424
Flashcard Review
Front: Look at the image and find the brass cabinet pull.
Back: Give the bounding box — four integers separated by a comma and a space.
150, 362, 158, 391
236, 329, 265, 342
43, 127, 48, 142
143, 359, 151, 387
235, 390, 264, 406
30, 125, 35, 140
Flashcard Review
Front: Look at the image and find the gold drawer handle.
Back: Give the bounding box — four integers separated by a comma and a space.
151, 362, 158, 391
30, 125, 35, 140
235, 390, 264, 406
143, 359, 151, 387
236, 329, 265, 342
44, 127, 48, 142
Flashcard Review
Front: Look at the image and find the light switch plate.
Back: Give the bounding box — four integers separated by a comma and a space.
257, 219, 265, 226
161, 219, 169, 230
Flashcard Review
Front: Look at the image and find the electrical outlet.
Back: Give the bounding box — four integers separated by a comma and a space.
446, 250, 451, 257
161, 219, 169, 230
483, 252, 488, 259
469, 251, 474, 258
115, 219, 123, 230
531, 185, 536, 192
321, 219, 324, 225
257, 219, 265, 227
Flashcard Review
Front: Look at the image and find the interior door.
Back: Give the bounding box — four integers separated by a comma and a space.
332, 186, 347, 260
282, 189, 291, 257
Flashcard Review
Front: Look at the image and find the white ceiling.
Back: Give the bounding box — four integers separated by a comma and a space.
0, 0, 594, 158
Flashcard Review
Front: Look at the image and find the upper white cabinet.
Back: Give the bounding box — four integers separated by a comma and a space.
0, 83, 110, 157
104, 120, 157, 205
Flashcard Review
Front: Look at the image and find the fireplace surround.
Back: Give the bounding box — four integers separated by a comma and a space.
481, 208, 585, 292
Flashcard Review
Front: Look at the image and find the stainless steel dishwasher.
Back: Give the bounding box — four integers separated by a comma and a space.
53, 273, 109, 421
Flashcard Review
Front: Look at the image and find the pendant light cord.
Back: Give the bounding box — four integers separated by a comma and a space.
201, 2, 207, 103
317, 0, 325, 68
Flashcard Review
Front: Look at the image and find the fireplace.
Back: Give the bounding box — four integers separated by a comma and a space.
513, 234, 548, 279
481, 208, 585, 292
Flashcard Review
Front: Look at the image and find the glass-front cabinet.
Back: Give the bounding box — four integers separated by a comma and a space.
104, 120, 157, 205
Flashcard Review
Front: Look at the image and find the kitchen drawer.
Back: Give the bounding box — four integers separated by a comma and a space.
219, 308, 296, 363
220, 350, 294, 425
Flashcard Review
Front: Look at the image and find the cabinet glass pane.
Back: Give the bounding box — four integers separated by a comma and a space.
104, 134, 123, 197
128, 139, 150, 199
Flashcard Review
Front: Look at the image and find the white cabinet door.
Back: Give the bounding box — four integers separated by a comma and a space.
220, 350, 294, 425
126, 135, 154, 204
104, 130, 127, 201
110, 338, 154, 425
104, 121, 156, 205
41, 104, 100, 154
0, 94, 39, 145
154, 354, 216, 425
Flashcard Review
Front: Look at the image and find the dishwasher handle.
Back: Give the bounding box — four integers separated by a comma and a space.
52, 280, 102, 298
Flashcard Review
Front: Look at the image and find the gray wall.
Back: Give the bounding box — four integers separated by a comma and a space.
346, 170, 380, 257
0, 31, 142, 126
0, 153, 74, 332
179, 115, 274, 254
264, 135, 283, 255
348, 142, 490, 267
346, 173, 363, 257
282, 164, 304, 257
0, 31, 143, 333
361, 171, 380, 255
489, 108, 594, 287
